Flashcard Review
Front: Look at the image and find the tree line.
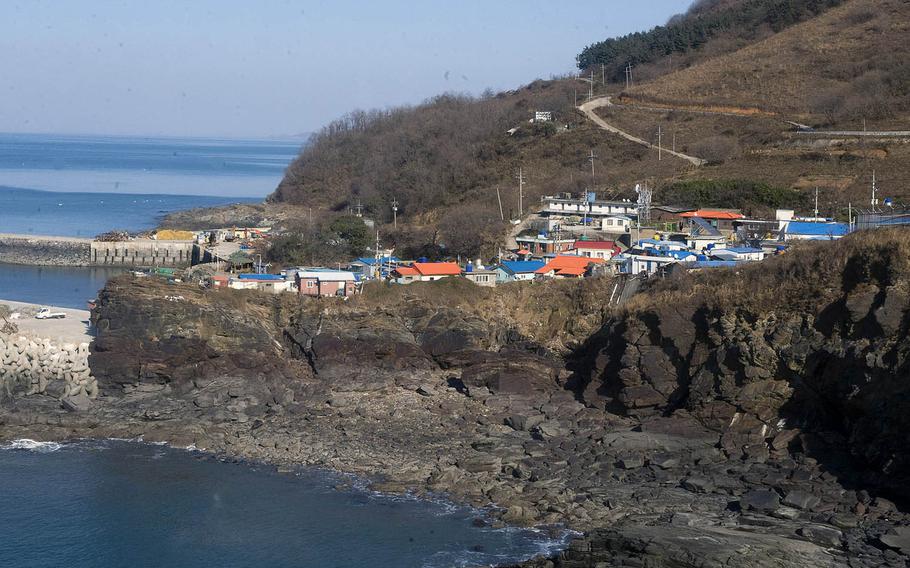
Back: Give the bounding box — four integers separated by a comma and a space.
577, 0, 846, 82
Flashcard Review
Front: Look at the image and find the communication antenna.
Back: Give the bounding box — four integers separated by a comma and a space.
391, 198, 399, 228
353, 200, 364, 218
636, 183, 652, 225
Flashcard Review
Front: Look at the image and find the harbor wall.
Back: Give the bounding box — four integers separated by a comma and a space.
0, 234, 92, 266
0, 234, 198, 267
90, 240, 196, 267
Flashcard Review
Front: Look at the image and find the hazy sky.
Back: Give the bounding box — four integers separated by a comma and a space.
0, 1, 692, 138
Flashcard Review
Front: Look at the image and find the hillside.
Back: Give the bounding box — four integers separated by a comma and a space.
255, 0, 910, 259
577, 0, 847, 84
626, 0, 910, 126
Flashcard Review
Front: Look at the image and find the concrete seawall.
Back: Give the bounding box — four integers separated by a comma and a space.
0, 233, 196, 267
0, 301, 96, 406
0, 234, 92, 266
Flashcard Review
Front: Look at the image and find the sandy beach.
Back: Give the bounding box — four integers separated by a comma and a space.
0, 299, 92, 344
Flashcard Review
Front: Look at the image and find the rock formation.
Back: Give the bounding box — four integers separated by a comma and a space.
2, 231, 910, 567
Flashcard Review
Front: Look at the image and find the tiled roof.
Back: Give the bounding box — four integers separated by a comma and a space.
573, 240, 619, 250
679, 210, 745, 220
536, 255, 605, 275
413, 262, 462, 276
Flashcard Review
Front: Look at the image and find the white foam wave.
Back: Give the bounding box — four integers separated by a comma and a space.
2, 439, 64, 452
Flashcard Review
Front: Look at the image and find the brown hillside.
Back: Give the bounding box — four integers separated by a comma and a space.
628, 0, 910, 128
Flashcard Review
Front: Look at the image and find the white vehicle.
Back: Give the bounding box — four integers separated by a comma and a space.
35, 307, 66, 320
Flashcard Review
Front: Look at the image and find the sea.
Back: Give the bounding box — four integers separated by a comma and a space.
0, 440, 565, 568
0, 132, 302, 307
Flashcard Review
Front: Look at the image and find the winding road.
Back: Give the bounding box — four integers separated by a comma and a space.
578, 97, 707, 167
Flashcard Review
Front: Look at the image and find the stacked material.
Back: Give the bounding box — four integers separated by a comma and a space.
0, 332, 97, 402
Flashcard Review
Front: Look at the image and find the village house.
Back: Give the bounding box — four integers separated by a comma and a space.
463, 266, 498, 287
619, 249, 697, 276
294, 269, 358, 297
711, 246, 766, 262
601, 215, 632, 234
571, 239, 622, 260
539, 193, 639, 230
495, 260, 545, 282
680, 210, 745, 233
348, 256, 400, 280
514, 234, 575, 256
649, 205, 696, 224
535, 255, 605, 279
391, 262, 462, 284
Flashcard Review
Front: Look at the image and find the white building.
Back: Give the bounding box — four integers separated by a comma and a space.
601, 215, 632, 234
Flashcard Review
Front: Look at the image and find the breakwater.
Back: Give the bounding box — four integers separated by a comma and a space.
0, 332, 96, 404
0, 233, 196, 267
0, 233, 91, 266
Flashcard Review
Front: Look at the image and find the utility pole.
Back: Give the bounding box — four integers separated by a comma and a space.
391, 198, 399, 228
871, 170, 878, 213
496, 187, 504, 221
657, 125, 662, 161
374, 230, 381, 280
624, 63, 633, 89
589, 69, 594, 100
588, 149, 597, 189
848, 202, 853, 231
516, 167, 525, 218
601, 63, 605, 85
814, 187, 819, 221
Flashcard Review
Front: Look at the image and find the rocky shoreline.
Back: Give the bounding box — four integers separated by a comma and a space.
3, 232, 910, 567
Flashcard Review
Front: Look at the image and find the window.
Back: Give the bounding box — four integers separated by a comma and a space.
306, 280, 314, 288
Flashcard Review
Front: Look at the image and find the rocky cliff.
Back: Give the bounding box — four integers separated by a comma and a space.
2, 234, 910, 567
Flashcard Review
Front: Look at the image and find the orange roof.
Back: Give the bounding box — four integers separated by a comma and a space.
554, 266, 586, 277
394, 266, 419, 276
413, 262, 462, 276
679, 210, 744, 220
535, 255, 605, 275
516, 249, 531, 255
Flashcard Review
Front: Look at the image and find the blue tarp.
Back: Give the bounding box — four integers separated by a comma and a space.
237, 273, 284, 280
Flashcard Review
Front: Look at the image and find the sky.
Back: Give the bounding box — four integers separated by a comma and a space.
0, 1, 692, 138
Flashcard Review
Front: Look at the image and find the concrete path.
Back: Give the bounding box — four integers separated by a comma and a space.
578, 97, 707, 166
0, 300, 93, 344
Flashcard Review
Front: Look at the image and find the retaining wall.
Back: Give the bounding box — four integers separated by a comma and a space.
90, 239, 196, 267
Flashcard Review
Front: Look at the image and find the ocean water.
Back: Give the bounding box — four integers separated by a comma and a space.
0, 440, 565, 568
0, 132, 303, 237
0, 263, 121, 309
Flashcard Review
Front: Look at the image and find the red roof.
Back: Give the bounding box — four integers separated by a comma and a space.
535, 255, 605, 275
573, 240, 619, 251
516, 248, 531, 255
394, 266, 419, 276
413, 262, 462, 276
679, 210, 744, 220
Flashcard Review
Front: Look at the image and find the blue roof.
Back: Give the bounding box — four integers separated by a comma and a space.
665, 250, 696, 260
237, 273, 284, 280
499, 260, 545, 274
355, 257, 400, 265
786, 221, 849, 236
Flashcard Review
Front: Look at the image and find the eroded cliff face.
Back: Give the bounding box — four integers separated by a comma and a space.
573, 231, 910, 507
4, 234, 910, 567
